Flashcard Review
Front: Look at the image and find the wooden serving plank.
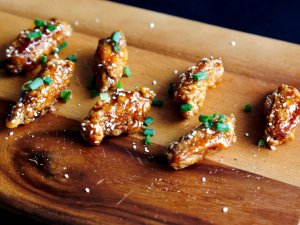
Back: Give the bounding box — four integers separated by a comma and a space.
1, 0, 300, 188
0, 0, 300, 224
0, 99, 299, 225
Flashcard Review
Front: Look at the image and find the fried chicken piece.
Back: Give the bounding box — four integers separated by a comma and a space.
6, 18, 72, 74
167, 114, 236, 170
81, 87, 155, 145
6, 57, 75, 128
173, 57, 224, 119
93, 30, 128, 92
264, 84, 300, 150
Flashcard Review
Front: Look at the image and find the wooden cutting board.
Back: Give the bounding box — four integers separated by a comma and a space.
0, 0, 300, 224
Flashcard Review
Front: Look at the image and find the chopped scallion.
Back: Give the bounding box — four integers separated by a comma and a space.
180, 103, 192, 112
27, 31, 42, 40
28, 77, 43, 90
152, 99, 164, 107
53, 42, 68, 53
60, 90, 72, 102
34, 19, 45, 27
216, 122, 229, 132
145, 135, 151, 145
46, 25, 56, 31
244, 104, 252, 113
40, 55, 47, 65
124, 66, 132, 77
113, 43, 120, 52
258, 139, 266, 147
43, 75, 53, 85
218, 114, 226, 123
66, 54, 78, 62
116, 81, 122, 89
192, 71, 207, 81
90, 89, 100, 98
144, 117, 154, 126
112, 31, 121, 43
144, 128, 155, 137
21, 80, 33, 93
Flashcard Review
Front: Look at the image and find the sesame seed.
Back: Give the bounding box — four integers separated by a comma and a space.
152, 80, 157, 85
9, 131, 14, 136
222, 207, 229, 213
244, 132, 249, 137
202, 177, 206, 182
85, 187, 90, 193
149, 22, 155, 28
74, 21, 79, 26
95, 18, 100, 23
64, 174, 69, 178
174, 70, 178, 75
144, 147, 149, 153
230, 41, 236, 46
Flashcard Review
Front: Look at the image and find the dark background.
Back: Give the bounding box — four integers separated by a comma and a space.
2, 0, 299, 224
112, 0, 300, 44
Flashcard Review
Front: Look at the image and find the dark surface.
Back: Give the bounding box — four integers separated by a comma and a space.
112, 0, 300, 44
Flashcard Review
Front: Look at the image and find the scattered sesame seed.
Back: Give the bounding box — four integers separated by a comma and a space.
202, 177, 206, 182
152, 80, 157, 85
9, 131, 14, 136
174, 70, 178, 75
95, 18, 100, 23
144, 147, 149, 153
74, 21, 79, 26
245, 132, 249, 137
230, 41, 236, 46
222, 207, 229, 213
85, 187, 90, 193
149, 22, 155, 28
64, 174, 69, 179
132, 145, 137, 150
5, 137, 8, 140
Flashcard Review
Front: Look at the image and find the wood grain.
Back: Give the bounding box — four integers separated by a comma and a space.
0, 99, 299, 225
0, 0, 300, 224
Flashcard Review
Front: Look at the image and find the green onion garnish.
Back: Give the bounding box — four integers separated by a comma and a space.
113, 44, 120, 52
28, 77, 43, 91
218, 114, 226, 123
112, 31, 121, 43
43, 75, 53, 85
192, 71, 207, 81
244, 104, 252, 113
144, 117, 154, 126
46, 25, 56, 31
34, 19, 45, 27
100, 93, 110, 101
27, 31, 42, 40
40, 55, 47, 65
145, 135, 151, 145
90, 89, 100, 98
116, 81, 122, 89
216, 122, 229, 132
180, 103, 192, 112
144, 128, 155, 137
124, 66, 132, 77
60, 90, 72, 102
152, 99, 164, 107
168, 82, 174, 95
66, 55, 78, 62
53, 42, 68, 53
258, 139, 266, 147
21, 80, 33, 93
199, 113, 217, 129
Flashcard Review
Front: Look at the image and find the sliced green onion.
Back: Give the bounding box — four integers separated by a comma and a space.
40, 55, 47, 65
43, 75, 53, 85
90, 89, 100, 98
100, 93, 110, 101
66, 54, 78, 62
34, 19, 45, 27
144, 117, 154, 126
28, 77, 43, 90
21, 80, 33, 93
199, 113, 217, 129
112, 31, 121, 43
145, 135, 151, 145
113, 43, 120, 52
60, 90, 72, 102
124, 66, 132, 77
199, 115, 210, 123
216, 122, 229, 132
53, 42, 68, 53
27, 31, 42, 40
168, 82, 174, 95
180, 103, 192, 112
144, 128, 155, 137
46, 25, 56, 31
244, 104, 252, 113
116, 81, 122, 89
258, 139, 266, 147
218, 114, 226, 123
192, 71, 207, 81
152, 99, 164, 107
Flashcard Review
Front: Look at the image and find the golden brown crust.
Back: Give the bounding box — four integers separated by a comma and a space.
81, 87, 155, 145
264, 84, 300, 150
93, 30, 128, 92
6, 18, 72, 74
173, 57, 224, 118
6, 57, 75, 128
167, 114, 236, 170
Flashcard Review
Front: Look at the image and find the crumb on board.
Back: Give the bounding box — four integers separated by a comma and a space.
95, 18, 100, 23
74, 20, 79, 26
230, 41, 236, 46
152, 80, 157, 85
202, 177, 206, 182
9, 131, 14, 136
85, 187, 90, 193
149, 22, 155, 28
64, 174, 69, 179
222, 207, 229, 213
244, 132, 249, 137
173, 69, 178, 75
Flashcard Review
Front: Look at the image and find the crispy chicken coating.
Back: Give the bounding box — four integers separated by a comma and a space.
93, 30, 128, 92
264, 84, 300, 150
173, 57, 224, 119
6, 57, 75, 128
167, 114, 236, 170
81, 87, 155, 145
6, 18, 72, 74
